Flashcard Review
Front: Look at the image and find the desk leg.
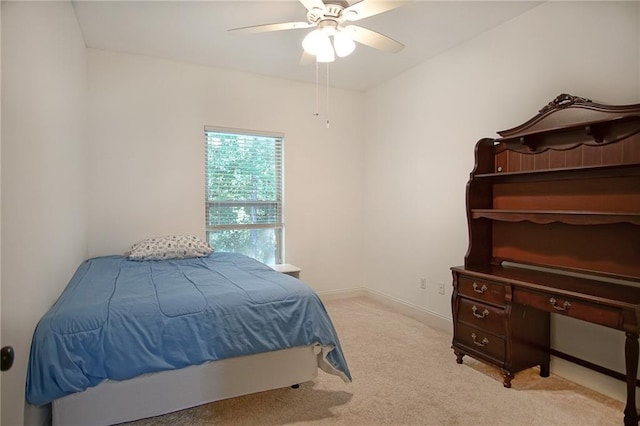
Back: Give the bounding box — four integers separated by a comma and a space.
539, 363, 550, 378
624, 332, 639, 426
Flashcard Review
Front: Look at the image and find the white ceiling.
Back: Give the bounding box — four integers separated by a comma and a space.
72, 1, 542, 91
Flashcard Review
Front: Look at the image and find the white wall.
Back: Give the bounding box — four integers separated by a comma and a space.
363, 1, 639, 402
1, 2, 88, 425
86, 49, 365, 295
0, 2, 3, 423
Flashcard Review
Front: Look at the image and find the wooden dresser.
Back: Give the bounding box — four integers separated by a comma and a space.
451, 94, 640, 425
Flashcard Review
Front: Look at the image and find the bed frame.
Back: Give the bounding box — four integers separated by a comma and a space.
52, 345, 321, 426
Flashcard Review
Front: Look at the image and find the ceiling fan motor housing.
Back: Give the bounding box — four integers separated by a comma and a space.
307, 2, 351, 26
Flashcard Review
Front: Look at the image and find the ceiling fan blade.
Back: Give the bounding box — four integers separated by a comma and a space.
298, 0, 326, 13
346, 25, 404, 53
343, 0, 408, 21
228, 22, 313, 34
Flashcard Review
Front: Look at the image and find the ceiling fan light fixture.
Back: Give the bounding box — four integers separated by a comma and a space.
302, 29, 328, 55
333, 29, 355, 57
316, 40, 335, 62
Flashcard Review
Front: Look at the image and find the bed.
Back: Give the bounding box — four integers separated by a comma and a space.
26, 248, 351, 426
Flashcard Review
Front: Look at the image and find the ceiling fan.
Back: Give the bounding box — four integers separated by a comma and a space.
228, 0, 407, 63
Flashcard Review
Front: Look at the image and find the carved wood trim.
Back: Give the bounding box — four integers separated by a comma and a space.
538, 94, 592, 114
496, 94, 640, 144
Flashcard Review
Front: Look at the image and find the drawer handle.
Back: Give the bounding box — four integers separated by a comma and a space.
471, 333, 489, 347
549, 297, 571, 312
472, 282, 488, 294
472, 305, 490, 319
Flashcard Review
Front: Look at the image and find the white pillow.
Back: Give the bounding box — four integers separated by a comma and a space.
126, 235, 214, 261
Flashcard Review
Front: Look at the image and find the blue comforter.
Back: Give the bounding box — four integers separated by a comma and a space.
26, 252, 351, 405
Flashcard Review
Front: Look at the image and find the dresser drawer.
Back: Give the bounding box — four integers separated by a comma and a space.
513, 289, 623, 329
455, 322, 506, 363
457, 275, 505, 306
457, 297, 506, 336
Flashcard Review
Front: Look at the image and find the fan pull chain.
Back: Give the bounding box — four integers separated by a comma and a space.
312, 58, 330, 129
314, 59, 319, 116
326, 62, 330, 129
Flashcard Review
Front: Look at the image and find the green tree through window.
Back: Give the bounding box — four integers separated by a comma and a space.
205, 127, 283, 264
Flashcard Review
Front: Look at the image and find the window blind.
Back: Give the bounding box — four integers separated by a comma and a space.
204, 126, 284, 233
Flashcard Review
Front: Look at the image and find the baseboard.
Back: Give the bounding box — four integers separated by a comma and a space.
317, 287, 367, 301
364, 288, 452, 334
318, 287, 452, 335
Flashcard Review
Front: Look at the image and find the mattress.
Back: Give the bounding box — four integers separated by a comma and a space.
27, 252, 351, 405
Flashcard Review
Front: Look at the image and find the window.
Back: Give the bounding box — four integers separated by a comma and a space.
204, 127, 284, 264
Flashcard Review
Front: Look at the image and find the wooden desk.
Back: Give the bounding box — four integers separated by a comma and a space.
451, 265, 640, 425
451, 94, 640, 425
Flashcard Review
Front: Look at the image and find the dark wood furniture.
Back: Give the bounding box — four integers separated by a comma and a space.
451, 94, 640, 425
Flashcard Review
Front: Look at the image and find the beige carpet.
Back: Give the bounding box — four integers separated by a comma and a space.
124, 297, 624, 425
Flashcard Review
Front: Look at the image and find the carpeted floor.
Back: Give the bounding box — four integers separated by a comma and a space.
124, 297, 624, 425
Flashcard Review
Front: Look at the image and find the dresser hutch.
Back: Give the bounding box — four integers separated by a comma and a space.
451, 94, 640, 425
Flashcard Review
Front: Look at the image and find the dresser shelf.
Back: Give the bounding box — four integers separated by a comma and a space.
471, 209, 640, 225
475, 163, 640, 182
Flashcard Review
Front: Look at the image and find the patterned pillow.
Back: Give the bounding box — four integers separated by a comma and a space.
126, 235, 214, 261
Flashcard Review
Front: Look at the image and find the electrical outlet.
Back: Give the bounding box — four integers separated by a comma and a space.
420, 278, 427, 290
438, 282, 445, 295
